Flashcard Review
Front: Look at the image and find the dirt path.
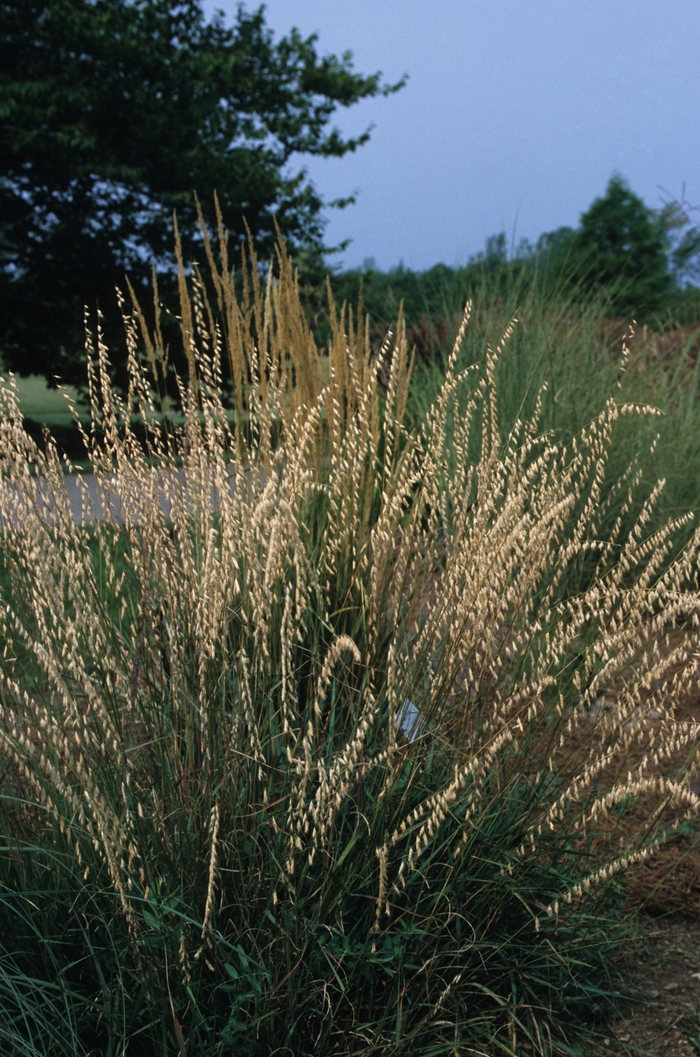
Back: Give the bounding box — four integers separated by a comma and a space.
3, 466, 246, 524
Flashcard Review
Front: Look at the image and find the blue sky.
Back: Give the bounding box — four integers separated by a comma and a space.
206, 1, 700, 271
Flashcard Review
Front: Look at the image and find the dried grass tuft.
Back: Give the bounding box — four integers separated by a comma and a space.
1, 226, 700, 1056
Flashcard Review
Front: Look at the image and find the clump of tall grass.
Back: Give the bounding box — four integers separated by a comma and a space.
1, 228, 700, 1057
396, 268, 700, 541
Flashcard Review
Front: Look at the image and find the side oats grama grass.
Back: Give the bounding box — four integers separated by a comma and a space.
1, 221, 700, 1057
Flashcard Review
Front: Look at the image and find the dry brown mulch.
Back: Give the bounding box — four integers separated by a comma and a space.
573, 630, 700, 1055
581, 921, 700, 1056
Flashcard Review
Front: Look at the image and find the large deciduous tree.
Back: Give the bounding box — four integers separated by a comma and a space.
0, 0, 403, 388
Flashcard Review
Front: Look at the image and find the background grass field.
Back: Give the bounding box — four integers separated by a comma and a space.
2, 374, 83, 428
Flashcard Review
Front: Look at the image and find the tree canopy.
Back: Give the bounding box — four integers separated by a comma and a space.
0, 0, 404, 387
573, 175, 671, 315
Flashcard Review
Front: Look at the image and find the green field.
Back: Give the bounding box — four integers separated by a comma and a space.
0, 373, 84, 428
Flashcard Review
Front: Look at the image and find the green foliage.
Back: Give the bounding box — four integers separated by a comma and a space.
317, 242, 562, 358
0, 783, 630, 1057
0, 0, 403, 388
573, 175, 671, 316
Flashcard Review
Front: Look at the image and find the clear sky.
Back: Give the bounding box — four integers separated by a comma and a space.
205, 0, 700, 272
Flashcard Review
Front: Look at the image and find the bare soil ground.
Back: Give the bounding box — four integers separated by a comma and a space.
580, 634, 700, 1056
597, 918, 700, 1056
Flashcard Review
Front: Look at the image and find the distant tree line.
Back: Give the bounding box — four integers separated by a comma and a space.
328, 176, 700, 353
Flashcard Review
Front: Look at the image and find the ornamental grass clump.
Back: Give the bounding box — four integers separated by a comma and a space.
1, 227, 700, 1057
